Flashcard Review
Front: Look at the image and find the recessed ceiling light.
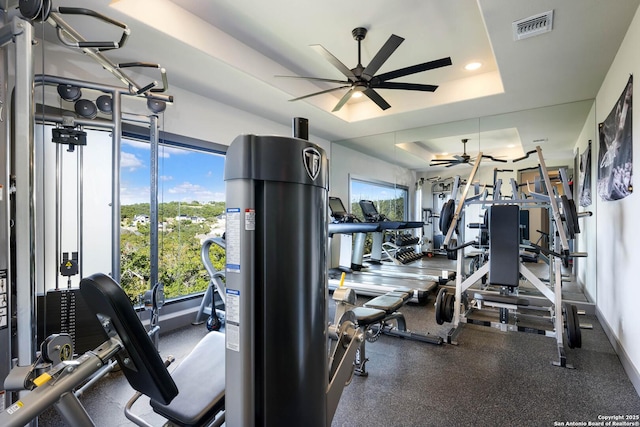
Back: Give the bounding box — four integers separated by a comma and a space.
441, 152, 448, 156
507, 144, 515, 148
464, 62, 482, 71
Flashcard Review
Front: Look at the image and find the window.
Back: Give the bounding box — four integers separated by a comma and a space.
350, 177, 408, 221
119, 137, 226, 302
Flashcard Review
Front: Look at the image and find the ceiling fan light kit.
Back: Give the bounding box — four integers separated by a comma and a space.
277, 27, 452, 111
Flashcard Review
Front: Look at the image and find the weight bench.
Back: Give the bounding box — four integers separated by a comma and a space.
0, 273, 226, 427
333, 286, 442, 376
84, 273, 226, 427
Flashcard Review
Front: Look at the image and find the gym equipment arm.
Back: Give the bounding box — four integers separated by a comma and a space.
53, 7, 129, 51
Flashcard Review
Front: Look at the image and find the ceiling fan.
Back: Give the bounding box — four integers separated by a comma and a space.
276, 27, 452, 112
429, 139, 508, 167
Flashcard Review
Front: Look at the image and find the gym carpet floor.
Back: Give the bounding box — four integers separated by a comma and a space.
36, 266, 640, 426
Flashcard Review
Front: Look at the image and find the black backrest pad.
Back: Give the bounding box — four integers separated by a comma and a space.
489, 205, 520, 287
79, 273, 179, 405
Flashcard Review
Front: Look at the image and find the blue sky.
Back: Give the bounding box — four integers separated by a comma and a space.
120, 139, 226, 205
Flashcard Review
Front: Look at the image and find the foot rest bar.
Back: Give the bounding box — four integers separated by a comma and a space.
474, 292, 530, 307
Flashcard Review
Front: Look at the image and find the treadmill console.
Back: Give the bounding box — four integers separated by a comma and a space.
329, 197, 359, 223
359, 200, 387, 222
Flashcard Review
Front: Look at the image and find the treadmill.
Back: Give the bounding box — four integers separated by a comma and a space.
327, 197, 438, 304
354, 199, 453, 282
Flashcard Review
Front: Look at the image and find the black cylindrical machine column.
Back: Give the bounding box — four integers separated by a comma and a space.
224, 134, 328, 426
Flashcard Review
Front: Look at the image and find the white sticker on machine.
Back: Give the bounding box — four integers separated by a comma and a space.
226, 208, 241, 273
245, 208, 255, 231
226, 289, 240, 352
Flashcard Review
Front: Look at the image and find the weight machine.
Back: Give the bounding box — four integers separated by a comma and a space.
0, 2, 173, 413
435, 147, 590, 367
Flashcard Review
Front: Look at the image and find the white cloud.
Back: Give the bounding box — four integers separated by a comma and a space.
121, 152, 144, 172
160, 175, 173, 181
166, 181, 224, 202
120, 184, 150, 205
121, 139, 189, 159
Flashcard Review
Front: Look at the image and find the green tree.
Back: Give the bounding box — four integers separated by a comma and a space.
120, 203, 226, 302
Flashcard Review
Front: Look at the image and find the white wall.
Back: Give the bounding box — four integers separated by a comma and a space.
591, 5, 640, 393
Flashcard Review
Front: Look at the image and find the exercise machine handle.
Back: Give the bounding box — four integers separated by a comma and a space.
119, 62, 169, 93
56, 7, 130, 51
512, 149, 537, 163
530, 242, 571, 261
445, 240, 478, 252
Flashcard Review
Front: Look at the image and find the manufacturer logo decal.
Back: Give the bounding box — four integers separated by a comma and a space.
302, 147, 321, 180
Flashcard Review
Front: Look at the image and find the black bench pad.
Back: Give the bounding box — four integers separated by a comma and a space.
151, 331, 225, 427
386, 287, 412, 302
351, 307, 387, 326
364, 294, 404, 313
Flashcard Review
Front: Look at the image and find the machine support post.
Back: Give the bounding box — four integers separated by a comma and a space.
13, 15, 37, 370
111, 92, 122, 281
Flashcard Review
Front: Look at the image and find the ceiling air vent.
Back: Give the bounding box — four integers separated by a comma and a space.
513, 10, 554, 41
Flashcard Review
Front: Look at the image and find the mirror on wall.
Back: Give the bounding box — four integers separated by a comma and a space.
330, 98, 597, 305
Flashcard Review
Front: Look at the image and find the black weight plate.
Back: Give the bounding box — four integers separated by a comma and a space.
96, 95, 113, 114
447, 238, 457, 260
147, 98, 167, 113
74, 99, 98, 119
435, 288, 446, 325
444, 293, 455, 323
439, 199, 455, 234
561, 195, 576, 239
19, 0, 42, 20
479, 230, 489, 247
57, 84, 82, 102
565, 303, 582, 349
569, 198, 580, 235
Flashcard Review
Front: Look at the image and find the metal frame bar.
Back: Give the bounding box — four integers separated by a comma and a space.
13, 14, 37, 371
443, 156, 482, 246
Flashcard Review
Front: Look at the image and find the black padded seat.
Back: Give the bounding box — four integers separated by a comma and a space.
150, 331, 225, 427
363, 294, 404, 313
386, 289, 412, 303
351, 307, 387, 326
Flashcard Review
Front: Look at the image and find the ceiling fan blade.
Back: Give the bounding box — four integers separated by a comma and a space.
363, 88, 391, 110
275, 75, 351, 85
372, 81, 438, 92
445, 163, 459, 168
331, 89, 354, 112
289, 85, 351, 102
362, 34, 404, 80
310, 44, 356, 80
374, 56, 453, 82
453, 155, 465, 161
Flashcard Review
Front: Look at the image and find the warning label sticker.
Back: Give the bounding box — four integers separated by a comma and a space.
226, 208, 241, 273
226, 289, 240, 352
245, 209, 255, 231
